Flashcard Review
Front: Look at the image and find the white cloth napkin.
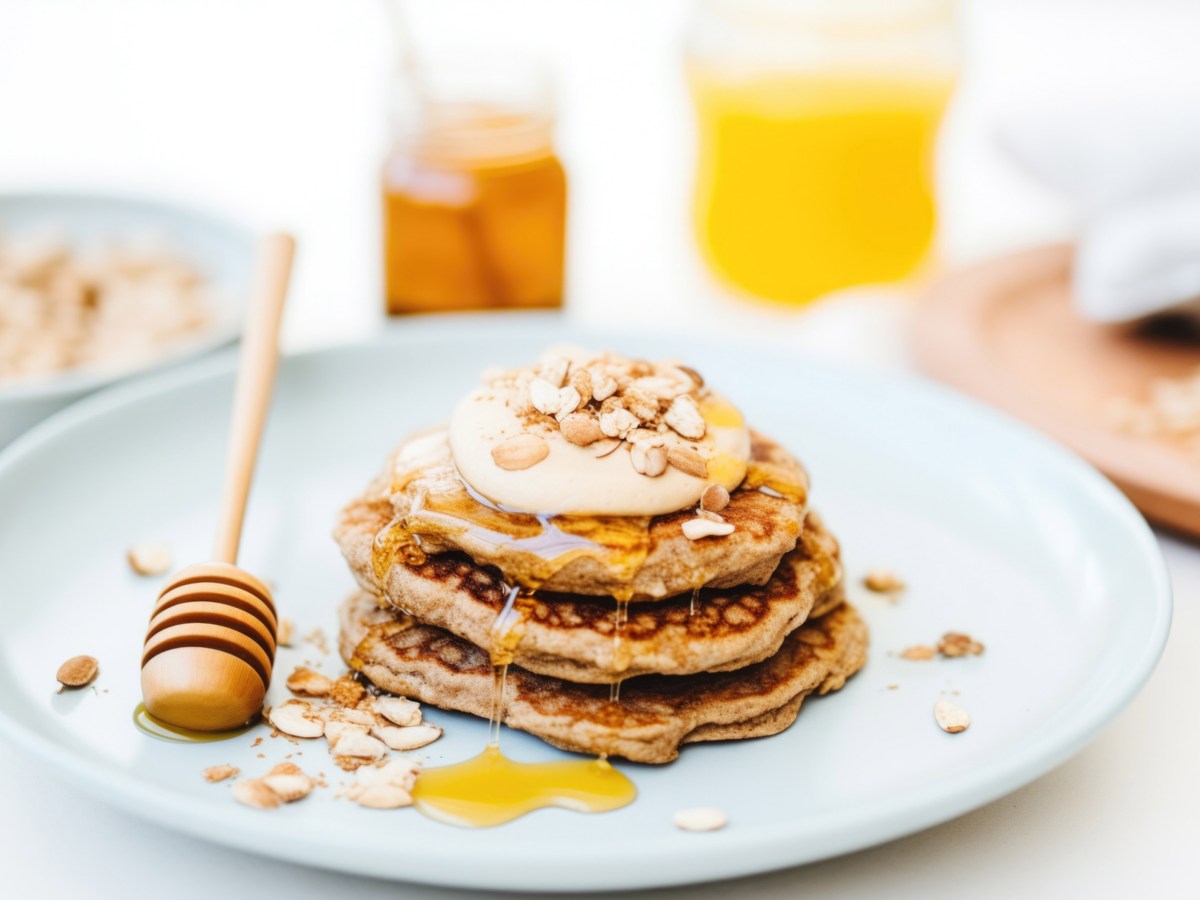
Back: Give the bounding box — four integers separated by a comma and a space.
998, 102, 1200, 323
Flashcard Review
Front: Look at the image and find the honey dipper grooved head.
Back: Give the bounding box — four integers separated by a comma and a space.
140, 564, 277, 731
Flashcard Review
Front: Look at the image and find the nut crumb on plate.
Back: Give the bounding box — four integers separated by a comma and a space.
899, 645, 936, 661
863, 569, 905, 594
56, 654, 99, 689
937, 631, 985, 658
277, 618, 295, 647
672, 807, 728, 832
286, 666, 335, 697
203, 764, 239, 783
934, 698, 971, 734
126, 540, 172, 576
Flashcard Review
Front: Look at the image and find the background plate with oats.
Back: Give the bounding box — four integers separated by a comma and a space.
0, 321, 1171, 892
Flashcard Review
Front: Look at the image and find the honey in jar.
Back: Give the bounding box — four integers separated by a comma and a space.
382, 62, 567, 314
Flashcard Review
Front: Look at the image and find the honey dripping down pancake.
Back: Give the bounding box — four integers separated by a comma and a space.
331, 348, 861, 826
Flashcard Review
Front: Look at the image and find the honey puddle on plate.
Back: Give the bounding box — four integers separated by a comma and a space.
411, 584, 636, 827
132, 702, 255, 743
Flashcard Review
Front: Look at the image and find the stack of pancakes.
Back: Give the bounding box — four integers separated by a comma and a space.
333, 428, 867, 764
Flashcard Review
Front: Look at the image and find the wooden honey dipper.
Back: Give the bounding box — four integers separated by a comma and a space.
140, 234, 295, 731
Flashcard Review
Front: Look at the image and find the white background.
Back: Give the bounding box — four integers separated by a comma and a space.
1, 1, 1198, 897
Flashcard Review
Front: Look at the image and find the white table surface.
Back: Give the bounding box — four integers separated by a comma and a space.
1, 1, 1197, 896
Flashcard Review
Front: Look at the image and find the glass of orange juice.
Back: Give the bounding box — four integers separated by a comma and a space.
686, 0, 959, 305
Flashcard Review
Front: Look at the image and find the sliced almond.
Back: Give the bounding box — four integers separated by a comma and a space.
900, 645, 936, 661
325, 706, 377, 727
491, 433, 549, 471
672, 807, 727, 832
700, 483, 730, 512
126, 540, 172, 576
599, 407, 639, 439
357, 758, 422, 791
667, 444, 707, 478
285, 666, 335, 697
232, 778, 281, 809
324, 720, 370, 743
591, 372, 618, 402
624, 389, 659, 422
267, 699, 326, 739
560, 412, 604, 446
934, 698, 971, 734
370, 723, 443, 751
372, 696, 422, 727
681, 517, 735, 540
664, 395, 706, 440
938, 632, 985, 658
56, 654, 99, 689
630, 442, 668, 477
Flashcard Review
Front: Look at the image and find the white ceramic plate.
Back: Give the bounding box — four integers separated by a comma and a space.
0, 321, 1171, 892
0, 191, 254, 445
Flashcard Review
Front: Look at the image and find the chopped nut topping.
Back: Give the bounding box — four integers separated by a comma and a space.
286, 666, 335, 697
630, 442, 668, 477
329, 675, 367, 709
126, 540, 171, 576
664, 394, 706, 440
599, 406, 640, 439
347, 759, 422, 809
352, 782, 414, 809
261, 762, 314, 802
672, 807, 727, 832
529, 377, 562, 415
56, 655, 99, 689
203, 764, 239, 783
666, 444, 708, 478
938, 632, 985, 657
700, 483, 730, 512
329, 729, 388, 762
864, 569, 905, 594
538, 355, 570, 388
491, 433, 550, 471
899, 645, 936, 661
934, 698, 971, 734
681, 517, 736, 540
560, 412, 604, 446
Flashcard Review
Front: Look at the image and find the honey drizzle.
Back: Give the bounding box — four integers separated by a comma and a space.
132, 703, 254, 743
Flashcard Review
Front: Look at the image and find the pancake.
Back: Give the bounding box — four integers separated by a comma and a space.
336, 491, 844, 682
338, 591, 868, 764
344, 427, 808, 601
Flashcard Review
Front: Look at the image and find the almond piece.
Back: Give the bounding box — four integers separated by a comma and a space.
286, 666, 335, 697
56, 655, 99, 689
900, 645, 936, 661
370, 723, 443, 751
700, 483, 730, 512
553, 385, 582, 421
126, 540, 171, 576
351, 782, 414, 809
864, 569, 905, 593
529, 377, 562, 415
624, 389, 659, 422
560, 412, 604, 446
203, 764, 239, 783
491, 433, 549, 471
323, 720, 370, 743
938, 632, 985, 658
267, 700, 326, 739
591, 372, 619, 402
538, 356, 570, 387
672, 807, 727, 832
681, 517, 735, 540
276, 617, 295, 647
324, 706, 377, 727
357, 758, 422, 791
666, 444, 707, 478
568, 368, 593, 405
664, 395, 706, 440
630, 442, 668, 477
372, 696, 422, 727
329, 729, 388, 761
599, 407, 639, 439
934, 698, 971, 734
232, 779, 282, 809
262, 763, 314, 802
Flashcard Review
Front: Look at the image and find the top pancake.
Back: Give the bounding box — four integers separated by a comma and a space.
335, 488, 843, 682
352, 426, 808, 601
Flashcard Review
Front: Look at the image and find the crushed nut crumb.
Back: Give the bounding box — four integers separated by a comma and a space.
202, 764, 239, 783
126, 540, 172, 576
937, 632, 985, 658
864, 569, 905, 594
672, 807, 727, 832
899, 645, 936, 661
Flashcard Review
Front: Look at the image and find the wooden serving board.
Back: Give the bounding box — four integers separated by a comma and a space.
912, 243, 1200, 538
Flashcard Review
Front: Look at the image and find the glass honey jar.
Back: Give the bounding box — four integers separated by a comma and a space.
382, 59, 567, 314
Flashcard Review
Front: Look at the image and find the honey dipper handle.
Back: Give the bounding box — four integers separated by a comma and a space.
212, 233, 295, 564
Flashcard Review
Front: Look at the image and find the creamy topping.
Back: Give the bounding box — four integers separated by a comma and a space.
448, 346, 751, 515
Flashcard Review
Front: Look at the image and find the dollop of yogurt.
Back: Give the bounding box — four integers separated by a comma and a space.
448, 347, 751, 516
